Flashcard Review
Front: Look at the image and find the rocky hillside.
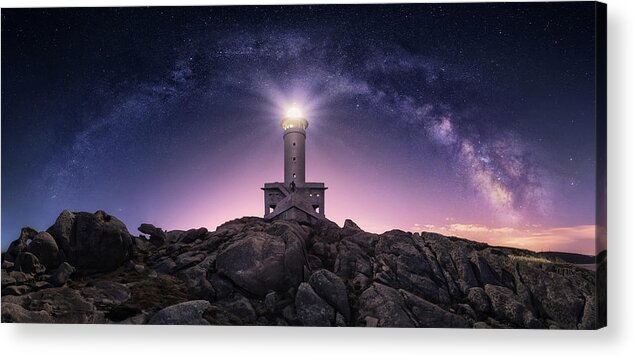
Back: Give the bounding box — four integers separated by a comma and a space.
1, 210, 601, 328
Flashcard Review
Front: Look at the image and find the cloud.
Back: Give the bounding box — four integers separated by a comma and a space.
410, 222, 597, 255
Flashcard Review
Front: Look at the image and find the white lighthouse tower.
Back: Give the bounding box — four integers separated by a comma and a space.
262, 105, 326, 222
281, 106, 308, 187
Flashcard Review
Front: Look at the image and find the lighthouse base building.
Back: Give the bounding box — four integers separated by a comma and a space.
262, 106, 327, 223
262, 182, 326, 222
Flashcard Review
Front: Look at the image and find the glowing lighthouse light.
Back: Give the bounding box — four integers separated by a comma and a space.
285, 105, 303, 119
281, 104, 308, 131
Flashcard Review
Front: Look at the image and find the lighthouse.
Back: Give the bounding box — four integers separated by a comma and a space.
262, 105, 327, 222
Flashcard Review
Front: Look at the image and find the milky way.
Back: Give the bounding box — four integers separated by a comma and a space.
2, 4, 601, 253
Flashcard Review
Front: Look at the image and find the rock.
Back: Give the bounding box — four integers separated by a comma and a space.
308, 269, 351, 321
34, 281, 51, 290
400, 290, 469, 328
148, 300, 211, 325
15, 252, 45, 274
282, 304, 298, 324
118, 312, 150, 325
516, 262, 587, 329
133, 264, 145, 273
1, 272, 16, 287
471, 254, 502, 286
47, 262, 75, 287
179, 227, 208, 244
80, 281, 131, 310
26, 231, 60, 269
450, 246, 479, 293
133, 236, 154, 253
154, 258, 176, 274
8, 271, 33, 285
351, 273, 370, 292
46, 210, 76, 249
138, 223, 167, 246
175, 265, 215, 301
207, 294, 257, 325
208, 273, 236, 300
343, 219, 361, 230
307, 254, 323, 270
265, 291, 277, 313
12, 287, 101, 323
473, 321, 491, 328
46, 210, 134, 273
364, 316, 379, 327
0, 212, 602, 328
358, 283, 414, 327
310, 218, 342, 244
341, 219, 362, 237
457, 303, 478, 320
6, 227, 38, 261
334, 237, 373, 282
166, 230, 185, 242
467, 287, 490, 313
1, 303, 53, 323
295, 282, 335, 326
335, 312, 346, 327
173, 251, 205, 271
2, 285, 30, 296
2, 260, 14, 270
374, 230, 448, 304
216, 230, 306, 296
484, 284, 538, 328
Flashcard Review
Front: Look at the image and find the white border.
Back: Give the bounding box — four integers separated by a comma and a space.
1, 0, 632, 356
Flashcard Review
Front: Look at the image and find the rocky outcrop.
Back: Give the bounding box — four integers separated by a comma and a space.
47, 210, 134, 273
148, 300, 212, 325
1, 212, 602, 329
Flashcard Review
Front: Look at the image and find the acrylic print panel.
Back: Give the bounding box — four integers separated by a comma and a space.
0, 2, 606, 329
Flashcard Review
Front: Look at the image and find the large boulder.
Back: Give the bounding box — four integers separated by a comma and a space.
6, 227, 38, 261
358, 282, 468, 328
467, 287, 490, 313
308, 269, 351, 321
175, 263, 216, 301
138, 223, 167, 246
400, 290, 469, 328
358, 283, 414, 327
14, 252, 45, 275
148, 300, 211, 325
373, 230, 448, 304
295, 282, 335, 326
216, 225, 307, 296
26, 231, 60, 269
206, 294, 257, 325
179, 228, 208, 244
47, 210, 134, 273
484, 284, 540, 328
80, 280, 131, 311
9, 287, 101, 323
515, 262, 587, 329
47, 262, 75, 287
1, 303, 53, 323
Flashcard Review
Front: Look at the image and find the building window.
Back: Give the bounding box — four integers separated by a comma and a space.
293, 142, 296, 146
293, 173, 296, 178
293, 157, 296, 161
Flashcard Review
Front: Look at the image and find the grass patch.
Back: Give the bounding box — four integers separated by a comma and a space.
509, 255, 553, 264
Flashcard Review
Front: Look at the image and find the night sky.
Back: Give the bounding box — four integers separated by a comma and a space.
1, 3, 602, 254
